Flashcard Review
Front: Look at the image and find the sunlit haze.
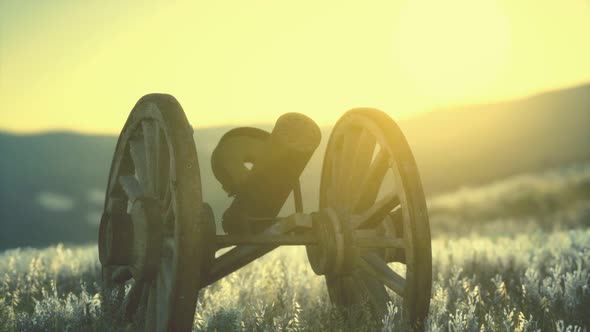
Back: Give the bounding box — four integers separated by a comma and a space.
1, 0, 589, 134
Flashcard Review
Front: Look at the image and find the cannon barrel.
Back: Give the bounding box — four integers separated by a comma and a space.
222, 113, 321, 233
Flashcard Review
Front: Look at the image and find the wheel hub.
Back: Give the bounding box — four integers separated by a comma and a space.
306, 208, 357, 276
99, 195, 163, 281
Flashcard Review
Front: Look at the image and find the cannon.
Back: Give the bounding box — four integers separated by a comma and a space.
98, 94, 432, 331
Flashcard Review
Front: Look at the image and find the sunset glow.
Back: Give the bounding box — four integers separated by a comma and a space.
1, 0, 590, 134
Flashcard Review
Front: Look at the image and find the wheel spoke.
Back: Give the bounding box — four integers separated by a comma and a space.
336, 130, 361, 206
160, 164, 173, 235
358, 252, 406, 296
157, 136, 170, 200
145, 283, 157, 330
352, 193, 400, 229
129, 134, 149, 189
348, 129, 376, 197
380, 209, 407, 263
353, 229, 405, 249
164, 207, 174, 225
162, 199, 174, 234
354, 269, 389, 310
161, 183, 171, 211
388, 208, 403, 236
142, 120, 160, 195
352, 148, 390, 212
156, 259, 173, 329
328, 148, 342, 207
162, 237, 176, 259
159, 259, 174, 294
107, 153, 133, 198
326, 180, 338, 208
119, 175, 144, 201
124, 281, 146, 320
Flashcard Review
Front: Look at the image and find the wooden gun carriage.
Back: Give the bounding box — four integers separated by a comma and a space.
98, 94, 432, 331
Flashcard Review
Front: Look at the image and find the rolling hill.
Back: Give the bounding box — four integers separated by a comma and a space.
1, 83, 588, 250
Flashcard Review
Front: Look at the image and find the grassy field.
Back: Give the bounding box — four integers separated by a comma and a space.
1, 163, 589, 331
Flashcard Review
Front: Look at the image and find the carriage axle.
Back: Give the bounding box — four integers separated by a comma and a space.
101, 201, 406, 286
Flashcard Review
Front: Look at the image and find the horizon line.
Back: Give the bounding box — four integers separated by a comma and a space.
2, 80, 588, 137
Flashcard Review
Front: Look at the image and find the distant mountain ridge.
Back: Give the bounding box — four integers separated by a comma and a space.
403, 82, 590, 194
1, 83, 589, 250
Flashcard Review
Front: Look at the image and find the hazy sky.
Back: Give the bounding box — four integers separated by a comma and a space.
1, 0, 590, 134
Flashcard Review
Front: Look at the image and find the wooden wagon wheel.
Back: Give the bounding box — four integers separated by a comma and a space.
99, 94, 214, 331
308, 108, 432, 329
